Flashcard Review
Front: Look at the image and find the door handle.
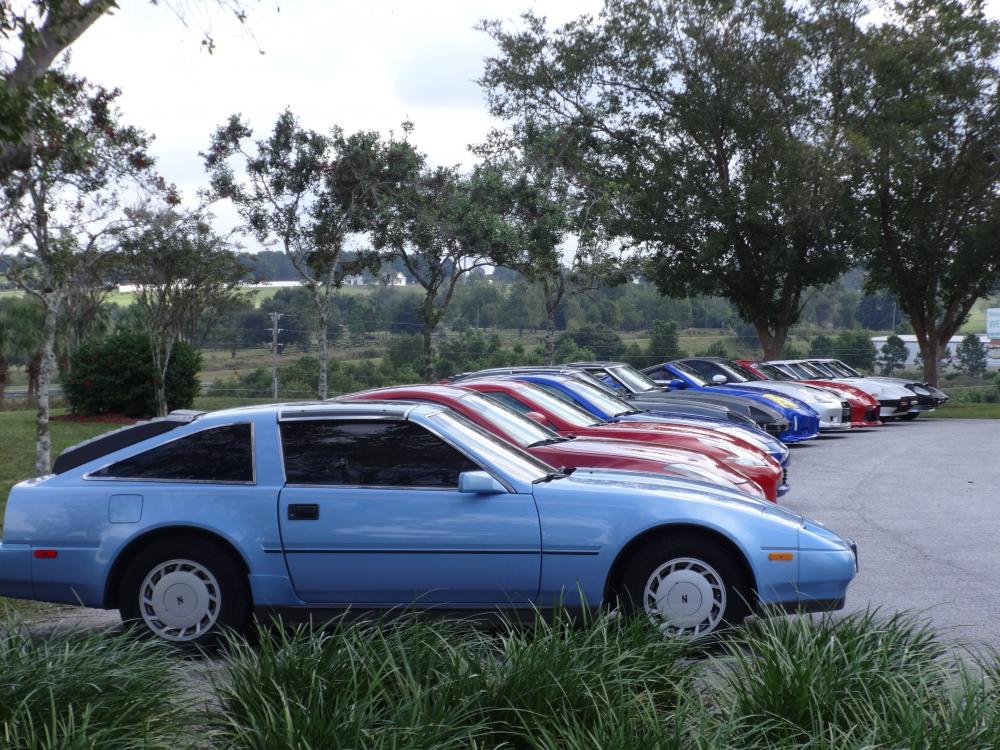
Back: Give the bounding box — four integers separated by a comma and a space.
287, 503, 319, 521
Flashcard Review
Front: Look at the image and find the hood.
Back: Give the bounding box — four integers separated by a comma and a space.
537, 468, 805, 527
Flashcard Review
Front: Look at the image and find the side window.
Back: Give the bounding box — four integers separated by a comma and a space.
90, 424, 253, 482
280, 420, 480, 487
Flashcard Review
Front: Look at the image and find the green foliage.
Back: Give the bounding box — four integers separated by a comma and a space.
809, 335, 835, 358
214, 613, 691, 749
646, 320, 685, 361
878, 334, 909, 376
782, 342, 804, 359
0, 620, 199, 749
64, 332, 200, 417
558, 323, 624, 361
481, 1, 860, 356
695, 340, 729, 358
957, 334, 988, 378
857, 1, 1000, 384
831, 330, 878, 371
708, 610, 1000, 748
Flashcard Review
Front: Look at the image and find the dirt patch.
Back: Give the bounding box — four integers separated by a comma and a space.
51, 412, 138, 424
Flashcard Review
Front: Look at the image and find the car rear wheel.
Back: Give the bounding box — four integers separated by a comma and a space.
119, 538, 250, 646
617, 535, 751, 638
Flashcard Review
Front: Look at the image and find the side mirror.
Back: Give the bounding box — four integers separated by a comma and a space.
711, 374, 728, 385
525, 411, 548, 426
458, 470, 507, 494
668, 378, 687, 389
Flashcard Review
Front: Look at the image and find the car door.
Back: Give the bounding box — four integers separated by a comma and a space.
277, 417, 541, 606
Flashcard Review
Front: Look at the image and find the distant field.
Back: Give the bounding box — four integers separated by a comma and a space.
960, 295, 1000, 334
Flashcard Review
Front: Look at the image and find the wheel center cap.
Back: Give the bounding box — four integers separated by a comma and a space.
162, 582, 198, 618
664, 581, 703, 615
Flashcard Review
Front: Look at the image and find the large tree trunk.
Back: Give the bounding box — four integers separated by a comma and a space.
754, 321, 789, 361
0, 354, 7, 407
916, 335, 940, 387
422, 293, 438, 382
151, 338, 174, 417
316, 305, 329, 400
35, 296, 60, 475
543, 310, 557, 365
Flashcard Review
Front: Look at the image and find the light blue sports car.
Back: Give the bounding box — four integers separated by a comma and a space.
0, 402, 857, 645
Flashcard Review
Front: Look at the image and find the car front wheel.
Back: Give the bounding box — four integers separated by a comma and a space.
119, 538, 250, 646
618, 535, 751, 638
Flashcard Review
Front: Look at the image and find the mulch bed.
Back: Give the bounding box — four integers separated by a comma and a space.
51, 413, 138, 424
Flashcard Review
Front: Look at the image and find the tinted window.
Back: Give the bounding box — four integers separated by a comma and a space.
281, 420, 480, 487
91, 424, 253, 482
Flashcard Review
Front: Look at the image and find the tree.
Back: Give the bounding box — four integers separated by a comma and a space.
809, 335, 835, 358
877, 334, 908, 375
476, 127, 623, 363
0, 0, 253, 183
831, 330, 877, 371
120, 207, 250, 416
646, 320, 685, 363
365, 164, 516, 381
855, 1, 1000, 386
203, 111, 419, 398
479, 0, 866, 359
0, 73, 158, 473
957, 334, 988, 377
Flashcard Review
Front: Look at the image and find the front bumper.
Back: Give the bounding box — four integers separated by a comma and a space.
816, 402, 852, 431
879, 396, 916, 418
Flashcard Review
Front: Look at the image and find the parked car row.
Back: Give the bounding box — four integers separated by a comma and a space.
7, 355, 921, 646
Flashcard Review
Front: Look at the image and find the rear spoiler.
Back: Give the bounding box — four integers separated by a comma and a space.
52, 410, 205, 475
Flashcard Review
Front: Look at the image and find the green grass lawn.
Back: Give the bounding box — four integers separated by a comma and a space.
925, 402, 1000, 419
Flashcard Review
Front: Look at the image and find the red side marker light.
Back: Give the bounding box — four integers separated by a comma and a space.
33, 549, 58, 559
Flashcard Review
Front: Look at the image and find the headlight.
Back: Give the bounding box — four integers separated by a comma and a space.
763, 394, 798, 410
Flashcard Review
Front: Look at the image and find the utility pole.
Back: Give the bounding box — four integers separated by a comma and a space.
268, 312, 283, 400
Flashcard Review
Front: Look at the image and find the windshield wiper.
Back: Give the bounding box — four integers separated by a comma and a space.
528, 437, 567, 447
533, 471, 567, 484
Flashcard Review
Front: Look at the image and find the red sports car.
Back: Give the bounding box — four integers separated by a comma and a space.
342, 385, 767, 499
736, 360, 882, 428
457, 379, 785, 501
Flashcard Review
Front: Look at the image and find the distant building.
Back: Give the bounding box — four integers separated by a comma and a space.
870, 333, 999, 369
342, 274, 366, 286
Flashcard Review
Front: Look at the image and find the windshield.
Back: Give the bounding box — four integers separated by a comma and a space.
832, 360, 863, 377
457, 392, 559, 447
716, 361, 762, 382
806, 361, 838, 377
553, 378, 636, 417
609, 365, 659, 393
572, 370, 627, 397
426, 409, 555, 485
760, 364, 792, 381
796, 362, 826, 378
512, 383, 604, 428
669, 361, 708, 387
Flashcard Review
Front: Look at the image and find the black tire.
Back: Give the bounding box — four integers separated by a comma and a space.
119, 537, 250, 647
616, 534, 751, 638
897, 412, 919, 421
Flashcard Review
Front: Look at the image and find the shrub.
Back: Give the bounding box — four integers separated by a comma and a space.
64, 332, 200, 418
0, 622, 198, 749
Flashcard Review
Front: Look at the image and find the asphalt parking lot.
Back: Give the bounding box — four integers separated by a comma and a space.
782, 418, 1000, 647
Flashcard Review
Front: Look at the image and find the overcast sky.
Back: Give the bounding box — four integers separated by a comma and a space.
67, 0, 999, 242
69, 1, 601, 219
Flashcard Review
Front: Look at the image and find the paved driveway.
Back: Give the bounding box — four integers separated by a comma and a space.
781, 418, 1000, 647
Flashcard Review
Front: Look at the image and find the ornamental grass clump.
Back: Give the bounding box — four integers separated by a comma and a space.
707, 609, 978, 748
214, 611, 695, 749
0, 621, 198, 750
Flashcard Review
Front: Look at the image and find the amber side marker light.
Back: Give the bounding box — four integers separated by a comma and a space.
33, 549, 58, 559
768, 552, 794, 561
